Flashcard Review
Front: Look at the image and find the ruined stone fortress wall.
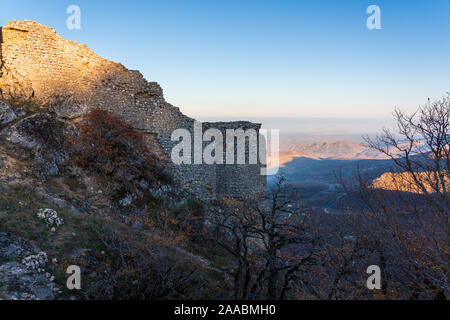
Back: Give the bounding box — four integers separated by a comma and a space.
0, 20, 266, 200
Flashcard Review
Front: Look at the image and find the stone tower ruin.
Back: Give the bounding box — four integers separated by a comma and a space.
0, 20, 266, 200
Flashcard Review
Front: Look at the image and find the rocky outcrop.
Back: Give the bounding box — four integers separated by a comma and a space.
0, 232, 55, 300
0, 231, 35, 260
4, 113, 67, 175
49, 96, 88, 120
0, 101, 17, 126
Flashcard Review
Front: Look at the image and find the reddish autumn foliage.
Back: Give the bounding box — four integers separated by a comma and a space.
67, 109, 170, 194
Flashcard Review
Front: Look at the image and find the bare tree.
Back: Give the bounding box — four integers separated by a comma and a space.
364, 94, 449, 210
359, 95, 449, 299
212, 175, 319, 300
82, 216, 200, 300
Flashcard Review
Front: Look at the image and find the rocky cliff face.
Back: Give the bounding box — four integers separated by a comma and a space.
0, 20, 266, 200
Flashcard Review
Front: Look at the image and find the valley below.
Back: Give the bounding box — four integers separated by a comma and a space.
269, 140, 396, 214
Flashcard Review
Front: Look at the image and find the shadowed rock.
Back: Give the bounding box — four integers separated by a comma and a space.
0, 101, 17, 126
5, 113, 67, 175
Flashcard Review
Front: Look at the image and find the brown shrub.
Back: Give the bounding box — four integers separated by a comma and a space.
67, 109, 171, 197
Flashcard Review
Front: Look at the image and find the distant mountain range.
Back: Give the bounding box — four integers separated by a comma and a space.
268, 140, 396, 214
284, 141, 388, 160
269, 139, 437, 214
269, 141, 388, 168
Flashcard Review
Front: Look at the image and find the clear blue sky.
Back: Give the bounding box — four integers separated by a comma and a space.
1, 0, 449, 120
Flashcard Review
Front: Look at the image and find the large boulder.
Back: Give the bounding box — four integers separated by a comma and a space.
5, 113, 68, 175
49, 96, 88, 120
0, 231, 36, 261
0, 101, 18, 126
0, 262, 55, 300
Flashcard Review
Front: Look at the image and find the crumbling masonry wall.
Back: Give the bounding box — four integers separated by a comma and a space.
0, 20, 266, 200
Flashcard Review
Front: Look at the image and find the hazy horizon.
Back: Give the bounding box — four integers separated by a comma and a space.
197, 116, 395, 142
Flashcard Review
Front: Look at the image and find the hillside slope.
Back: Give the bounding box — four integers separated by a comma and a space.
0, 20, 240, 300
